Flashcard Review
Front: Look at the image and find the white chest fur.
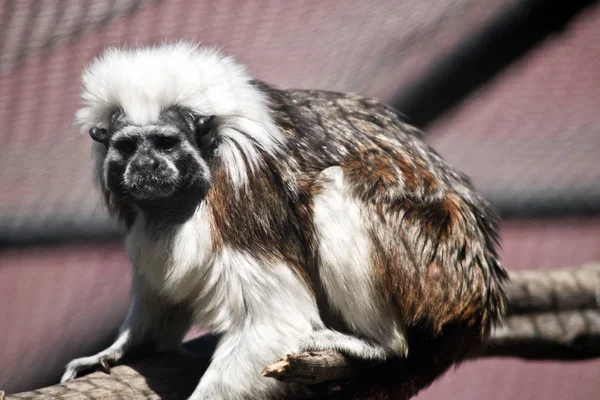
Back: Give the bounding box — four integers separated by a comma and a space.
124, 203, 320, 335
125, 203, 214, 304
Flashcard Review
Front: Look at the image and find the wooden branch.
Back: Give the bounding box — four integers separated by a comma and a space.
262, 309, 600, 385
480, 309, 600, 360
7, 351, 209, 400
505, 262, 600, 315
5, 263, 600, 399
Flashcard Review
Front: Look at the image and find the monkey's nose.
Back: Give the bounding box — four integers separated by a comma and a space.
133, 154, 159, 171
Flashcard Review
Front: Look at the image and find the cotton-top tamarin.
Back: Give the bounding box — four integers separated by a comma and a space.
61, 42, 507, 400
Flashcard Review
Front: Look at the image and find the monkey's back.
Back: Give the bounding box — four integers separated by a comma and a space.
263, 83, 508, 398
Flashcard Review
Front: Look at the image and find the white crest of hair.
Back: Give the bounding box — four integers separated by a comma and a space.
75, 40, 284, 188
313, 166, 408, 356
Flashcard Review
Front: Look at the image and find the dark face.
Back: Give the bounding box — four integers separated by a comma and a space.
92, 107, 215, 207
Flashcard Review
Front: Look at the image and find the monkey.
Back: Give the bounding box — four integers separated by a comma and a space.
61, 41, 508, 400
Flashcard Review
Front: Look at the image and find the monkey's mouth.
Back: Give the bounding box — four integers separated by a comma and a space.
125, 173, 180, 200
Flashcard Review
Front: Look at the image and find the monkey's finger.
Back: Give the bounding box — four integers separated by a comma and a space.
60, 370, 77, 383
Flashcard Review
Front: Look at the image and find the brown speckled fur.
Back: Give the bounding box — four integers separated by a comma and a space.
256, 82, 508, 399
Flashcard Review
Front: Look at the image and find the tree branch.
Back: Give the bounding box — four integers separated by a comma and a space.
505, 262, 600, 315
262, 309, 600, 384
479, 309, 600, 360
6, 352, 207, 400
5, 263, 600, 399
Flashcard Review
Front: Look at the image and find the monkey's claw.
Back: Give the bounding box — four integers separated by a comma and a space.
99, 357, 112, 374
61, 354, 115, 383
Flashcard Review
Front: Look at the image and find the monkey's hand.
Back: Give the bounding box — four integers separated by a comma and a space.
60, 344, 126, 382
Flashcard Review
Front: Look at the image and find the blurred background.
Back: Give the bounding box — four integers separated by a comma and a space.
1, 0, 600, 398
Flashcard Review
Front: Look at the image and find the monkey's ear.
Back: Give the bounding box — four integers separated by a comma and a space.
194, 115, 215, 136
89, 127, 109, 144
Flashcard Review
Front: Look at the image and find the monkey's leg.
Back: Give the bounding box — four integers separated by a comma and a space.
61, 275, 193, 382
299, 329, 399, 361
188, 328, 313, 400
312, 166, 409, 361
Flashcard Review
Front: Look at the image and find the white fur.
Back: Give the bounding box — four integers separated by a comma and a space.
189, 249, 319, 399
300, 329, 389, 360
76, 41, 284, 188
124, 203, 319, 399
126, 202, 214, 302
313, 167, 408, 356
111, 124, 181, 140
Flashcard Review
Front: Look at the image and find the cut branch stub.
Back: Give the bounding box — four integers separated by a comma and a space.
262, 351, 354, 385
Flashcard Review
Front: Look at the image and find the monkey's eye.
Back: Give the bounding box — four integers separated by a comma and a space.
154, 136, 180, 151
114, 139, 137, 155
